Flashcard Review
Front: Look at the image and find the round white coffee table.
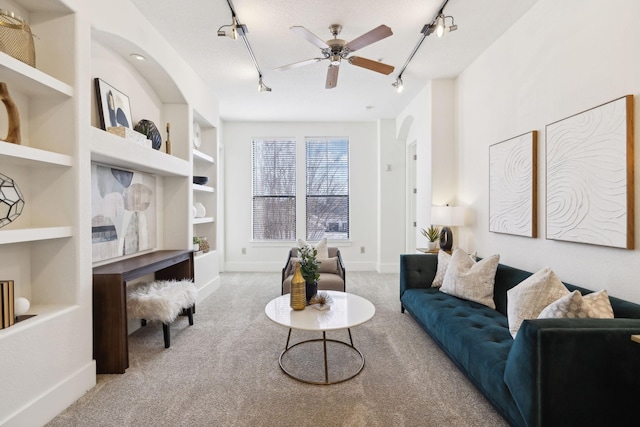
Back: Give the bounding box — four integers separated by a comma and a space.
265, 291, 375, 385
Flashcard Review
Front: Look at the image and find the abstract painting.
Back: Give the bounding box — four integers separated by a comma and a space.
489, 131, 537, 237
546, 95, 634, 249
91, 163, 157, 262
94, 78, 133, 130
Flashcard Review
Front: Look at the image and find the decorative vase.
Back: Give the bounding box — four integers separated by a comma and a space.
305, 281, 318, 305
427, 241, 437, 251
195, 202, 206, 218
134, 119, 162, 150
290, 261, 306, 310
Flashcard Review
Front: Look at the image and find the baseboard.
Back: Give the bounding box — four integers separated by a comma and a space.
2, 361, 96, 427
377, 263, 400, 273
197, 275, 220, 302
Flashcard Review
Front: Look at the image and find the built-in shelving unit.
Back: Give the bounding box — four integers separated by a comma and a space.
0, 0, 221, 424
192, 112, 219, 300
0, 0, 97, 425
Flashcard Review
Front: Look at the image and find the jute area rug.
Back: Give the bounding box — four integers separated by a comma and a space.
48, 271, 508, 427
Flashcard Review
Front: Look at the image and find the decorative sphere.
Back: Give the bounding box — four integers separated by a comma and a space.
14, 297, 30, 316
0, 173, 25, 228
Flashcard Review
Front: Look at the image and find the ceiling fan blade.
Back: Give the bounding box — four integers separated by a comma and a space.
346, 24, 393, 52
325, 65, 340, 89
275, 58, 324, 71
290, 26, 330, 50
348, 56, 395, 75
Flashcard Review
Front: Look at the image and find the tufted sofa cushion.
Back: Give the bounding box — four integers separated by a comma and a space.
401, 287, 525, 427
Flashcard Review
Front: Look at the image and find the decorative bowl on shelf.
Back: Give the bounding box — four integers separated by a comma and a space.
193, 176, 208, 185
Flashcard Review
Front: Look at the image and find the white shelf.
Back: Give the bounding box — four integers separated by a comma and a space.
0, 226, 73, 244
90, 127, 190, 176
193, 184, 215, 193
0, 142, 73, 167
193, 149, 214, 164
0, 304, 77, 339
0, 52, 73, 98
193, 217, 214, 225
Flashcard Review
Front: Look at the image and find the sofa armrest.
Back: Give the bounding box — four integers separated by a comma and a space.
504, 318, 640, 427
399, 254, 437, 298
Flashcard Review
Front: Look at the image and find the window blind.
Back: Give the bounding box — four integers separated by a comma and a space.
252, 138, 296, 240
305, 137, 349, 240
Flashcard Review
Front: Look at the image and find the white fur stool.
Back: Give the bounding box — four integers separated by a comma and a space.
127, 279, 197, 348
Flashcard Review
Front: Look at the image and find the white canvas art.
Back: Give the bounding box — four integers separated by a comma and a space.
91, 163, 157, 262
546, 95, 634, 249
489, 131, 537, 237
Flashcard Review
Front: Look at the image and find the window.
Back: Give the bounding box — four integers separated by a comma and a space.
306, 137, 349, 240
252, 138, 296, 240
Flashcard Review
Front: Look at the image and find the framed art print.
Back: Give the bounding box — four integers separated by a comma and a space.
546, 95, 634, 249
94, 78, 133, 130
489, 131, 538, 237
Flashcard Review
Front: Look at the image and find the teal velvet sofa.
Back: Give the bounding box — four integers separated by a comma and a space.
400, 253, 640, 427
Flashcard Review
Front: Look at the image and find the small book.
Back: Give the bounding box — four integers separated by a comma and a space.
0, 281, 8, 329
7, 280, 14, 326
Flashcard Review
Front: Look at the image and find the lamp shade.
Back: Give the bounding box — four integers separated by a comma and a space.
431, 205, 465, 227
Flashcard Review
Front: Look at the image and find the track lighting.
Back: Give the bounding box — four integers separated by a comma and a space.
258, 77, 272, 92
392, 77, 403, 93
392, 0, 458, 92
432, 14, 457, 38
220, 0, 272, 92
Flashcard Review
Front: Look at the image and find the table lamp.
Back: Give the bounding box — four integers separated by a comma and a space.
431, 205, 465, 251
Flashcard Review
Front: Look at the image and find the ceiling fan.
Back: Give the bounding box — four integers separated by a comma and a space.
276, 24, 395, 89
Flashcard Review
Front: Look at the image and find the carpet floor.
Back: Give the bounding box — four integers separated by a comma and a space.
47, 271, 508, 427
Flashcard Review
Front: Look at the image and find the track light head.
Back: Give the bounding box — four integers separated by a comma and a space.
435, 14, 445, 37
258, 77, 272, 92
392, 77, 403, 93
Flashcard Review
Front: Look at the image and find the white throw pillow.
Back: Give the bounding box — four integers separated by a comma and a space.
297, 237, 328, 259
506, 267, 569, 338
440, 248, 500, 309
538, 289, 614, 319
431, 250, 451, 288
431, 250, 477, 288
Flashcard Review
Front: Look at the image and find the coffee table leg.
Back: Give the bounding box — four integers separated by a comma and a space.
348, 328, 354, 346
323, 331, 329, 383
285, 328, 292, 350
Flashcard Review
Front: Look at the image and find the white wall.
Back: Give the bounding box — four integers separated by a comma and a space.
395, 80, 457, 249
223, 121, 379, 272
456, 0, 640, 303
377, 119, 405, 272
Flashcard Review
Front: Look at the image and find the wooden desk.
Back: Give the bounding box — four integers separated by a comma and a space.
92, 250, 194, 374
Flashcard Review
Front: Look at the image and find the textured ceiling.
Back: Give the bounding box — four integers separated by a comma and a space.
131, 0, 538, 122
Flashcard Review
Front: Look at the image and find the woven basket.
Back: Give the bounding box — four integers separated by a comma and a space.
0, 9, 35, 67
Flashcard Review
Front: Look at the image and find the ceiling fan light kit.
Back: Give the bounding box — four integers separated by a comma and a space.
276, 23, 395, 89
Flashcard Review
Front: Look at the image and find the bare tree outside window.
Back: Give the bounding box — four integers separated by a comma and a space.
252, 139, 296, 240
306, 137, 349, 240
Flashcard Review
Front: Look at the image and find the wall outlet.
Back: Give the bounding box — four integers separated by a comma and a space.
360, 246, 365, 253
241, 248, 246, 255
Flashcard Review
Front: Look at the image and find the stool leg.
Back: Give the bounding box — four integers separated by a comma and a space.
187, 305, 194, 326
141, 319, 147, 327
163, 323, 170, 348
